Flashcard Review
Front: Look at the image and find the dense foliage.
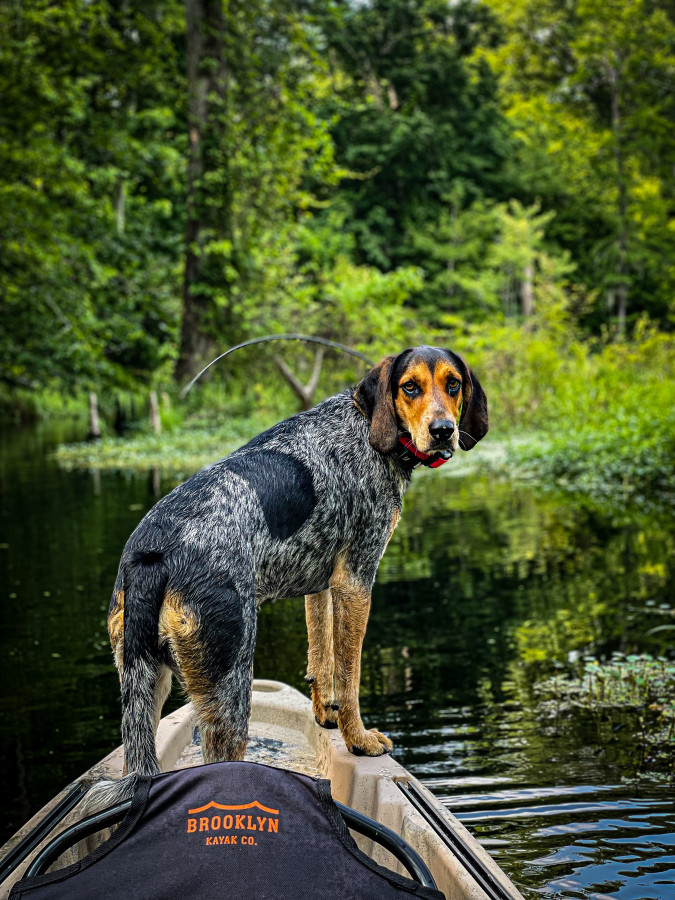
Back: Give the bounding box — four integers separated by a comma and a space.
0, 1, 185, 393
1, 0, 673, 430
465, 321, 675, 506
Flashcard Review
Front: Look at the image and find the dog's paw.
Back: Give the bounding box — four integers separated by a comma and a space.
315, 714, 339, 729
345, 729, 393, 757
314, 703, 339, 729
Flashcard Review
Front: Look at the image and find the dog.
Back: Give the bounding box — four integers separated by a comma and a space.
105, 345, 487, 789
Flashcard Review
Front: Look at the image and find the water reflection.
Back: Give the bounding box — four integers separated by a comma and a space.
374, 697, 675, 899
0, 425, 673, 898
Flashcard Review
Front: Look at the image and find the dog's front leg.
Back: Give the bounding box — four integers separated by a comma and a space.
331, 562, 393, 757
305, 589, 338, 728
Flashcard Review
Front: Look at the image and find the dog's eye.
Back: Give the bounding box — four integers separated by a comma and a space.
401, 381, 419, 396
447, 378, 461, 394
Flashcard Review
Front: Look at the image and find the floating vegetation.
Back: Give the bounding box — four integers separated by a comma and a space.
52, 418, 273, 474
535, 654, 675, 776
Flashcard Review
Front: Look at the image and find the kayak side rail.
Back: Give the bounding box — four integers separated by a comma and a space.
398, 782, 514, 900
0, 785, 88, 884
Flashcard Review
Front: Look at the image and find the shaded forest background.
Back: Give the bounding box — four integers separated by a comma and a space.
1, 0, 673, 472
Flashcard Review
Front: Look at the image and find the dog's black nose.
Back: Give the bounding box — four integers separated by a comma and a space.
429, 419, 455, 442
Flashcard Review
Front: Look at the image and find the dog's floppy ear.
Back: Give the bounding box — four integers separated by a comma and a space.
449, 353, 488, 451
353, 355, 399, 454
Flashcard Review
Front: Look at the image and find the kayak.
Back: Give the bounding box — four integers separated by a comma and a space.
0, 680, 524, 900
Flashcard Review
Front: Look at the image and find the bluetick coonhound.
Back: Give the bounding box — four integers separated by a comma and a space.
107, 345, 488, 783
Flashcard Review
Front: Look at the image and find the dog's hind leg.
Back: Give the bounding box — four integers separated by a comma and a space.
161, 581, 256, 763
108, 581, 167, 777
110, 561, 170, 780
121, 653, 165, 776
85, 650, 162, 812
194, 662, 254, 763
110, 591, 172, 739
305, 589, 338, 729
86, 579, 167, 812
84, 591, 138, 812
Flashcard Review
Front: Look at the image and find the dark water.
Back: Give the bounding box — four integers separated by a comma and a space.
1, 423, 674, 898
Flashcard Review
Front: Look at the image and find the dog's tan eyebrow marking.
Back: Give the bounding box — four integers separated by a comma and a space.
398, 362, 431, 390
434, 361, 462, 386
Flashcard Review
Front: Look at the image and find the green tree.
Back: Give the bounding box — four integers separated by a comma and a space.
177, 0, 229, 381
483, 0, 675, 333
412, 196, 576, 323
0, 0, 185, 396
230, 206, 425, 408
176, 0, 341, 381
314, 0, 513, 277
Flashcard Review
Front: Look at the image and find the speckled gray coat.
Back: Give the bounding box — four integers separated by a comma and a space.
111, 392, 407, 778
102, 346, 488, 796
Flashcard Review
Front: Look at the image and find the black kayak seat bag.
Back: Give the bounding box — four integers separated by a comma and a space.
11, 761, 444, 900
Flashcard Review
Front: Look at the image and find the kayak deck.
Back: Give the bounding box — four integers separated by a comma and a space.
0, 680, 524, 900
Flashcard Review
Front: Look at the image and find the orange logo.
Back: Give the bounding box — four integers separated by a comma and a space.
186, 800, 280, 846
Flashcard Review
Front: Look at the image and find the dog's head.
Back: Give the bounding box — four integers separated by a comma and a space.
354, 346, 488, 457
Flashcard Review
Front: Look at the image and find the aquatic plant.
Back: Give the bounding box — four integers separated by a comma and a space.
535, 653, 675, 775
52, 410, 282, 474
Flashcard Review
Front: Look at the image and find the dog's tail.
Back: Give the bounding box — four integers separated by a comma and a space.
83, 773, 138, 812
120, 550, 168, 776
86, 550, 168, 812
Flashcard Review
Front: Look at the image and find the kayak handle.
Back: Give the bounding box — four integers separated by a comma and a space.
25, 800, 133, 879
336, 800, 437, 889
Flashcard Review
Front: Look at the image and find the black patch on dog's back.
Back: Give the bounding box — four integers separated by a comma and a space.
224, 451, 316, 540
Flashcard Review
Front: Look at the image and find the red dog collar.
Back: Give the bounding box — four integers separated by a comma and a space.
397, 435, 451, 468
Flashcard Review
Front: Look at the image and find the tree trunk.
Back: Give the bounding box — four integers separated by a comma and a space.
149, 390, 161, 434
610, 63, 628, 338
113, 96, 136, 237
113, 177, 126, 235
88, 392, 101, 441
176, 0, 228, 382
521, 263, 534, 317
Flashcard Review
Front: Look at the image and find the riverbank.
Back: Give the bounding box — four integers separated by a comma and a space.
52, 325, 675, 510
53, 423, 673, 512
